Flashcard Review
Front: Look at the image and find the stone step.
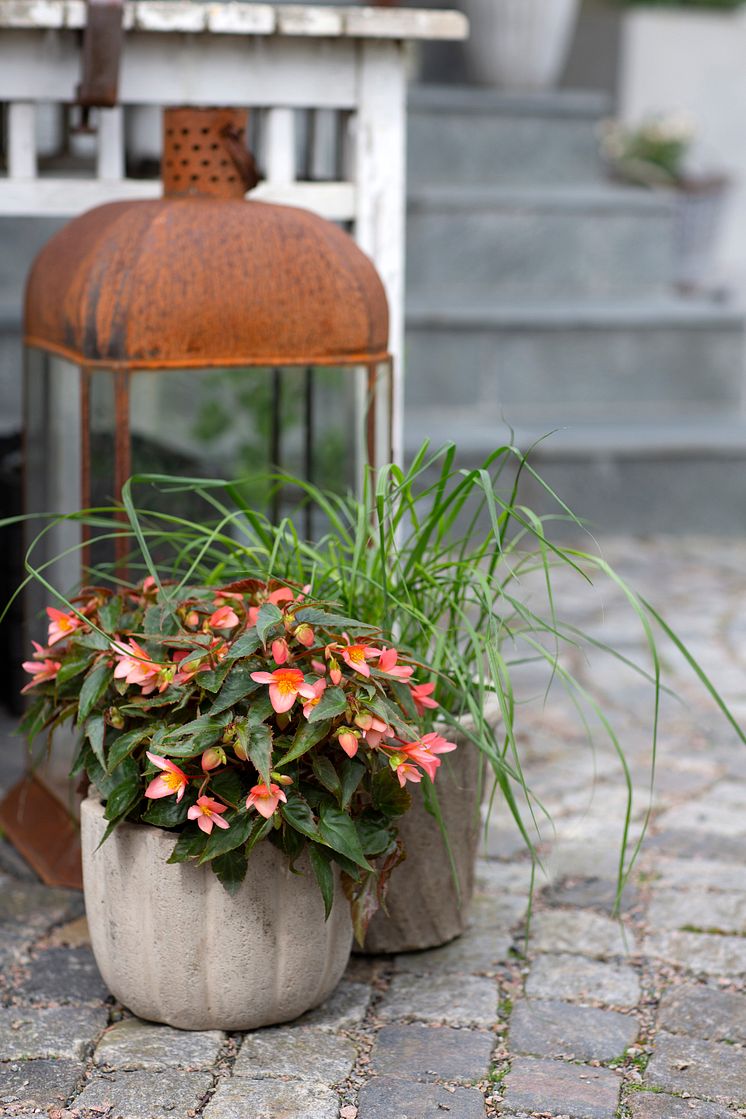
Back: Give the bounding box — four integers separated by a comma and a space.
402, 416, 746, 535
404, 299, 745, 419
406, 186, 675, 303
408, 85, 612, 189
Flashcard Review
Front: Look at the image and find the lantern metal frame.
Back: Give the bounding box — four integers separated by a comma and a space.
23, 106, 394, 562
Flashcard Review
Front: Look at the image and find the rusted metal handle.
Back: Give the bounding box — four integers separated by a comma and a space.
77, 0, 125, 108
220, 122, 261, 192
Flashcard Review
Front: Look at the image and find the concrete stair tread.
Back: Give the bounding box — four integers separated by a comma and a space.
405, 415, 746, 457
408, 84, 613, 120
406, 298, 745, 329
408, 183, 673, 214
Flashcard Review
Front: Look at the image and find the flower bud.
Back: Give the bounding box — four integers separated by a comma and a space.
234, 739, 249, 762
294, 623, 314, 648
272, 638, 289, 665
185, 611, 199, 629
270, 772, 294, 786
201, 746, 226, 772
107, 707, 125, 730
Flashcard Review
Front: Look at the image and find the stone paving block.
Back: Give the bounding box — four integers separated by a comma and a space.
474, 858, 536, 896
542, 876, 639, 914
483, 820, 530, 860
15, 946, 110, 1005
527, 909, 635, 959
393, 924, 513, 976
647, 830, 746, 862
656, 800, 746, 837
370, 1024, 493, 1081
74, 1069, 213, 1117
546, 840, 628, 885
469, 891, 528, 932
653, 856, 746, 893
626, 1088, 735, 1119
94, 1017, 224, 1070
203, 1078, 339, 1119
0, 882, 84, 934
648, 889, 746, 933
358, 1076, 486, 1118
0, 1058, 84, 1108
0, 928, 30, 972
645, 1031, 746, 1104
297, 980, 371, 1031
0, 838, 39, 883
0, 1007, 107, 1060
233, 1026, 355, 1083
501, 1056, 621, 1118
376, 973, 497, 1028
658, 982, 746, 1042
643, 930, 746, 976
46, 915, 92, 949
508, 998, 638, 1061
525, 953, 641, 1007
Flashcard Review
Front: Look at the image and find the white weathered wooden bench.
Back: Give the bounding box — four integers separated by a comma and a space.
0, 1, 467, 459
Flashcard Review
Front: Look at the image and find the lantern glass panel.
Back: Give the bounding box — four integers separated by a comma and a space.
24, 350, 83, 609
126, 362, 391, 524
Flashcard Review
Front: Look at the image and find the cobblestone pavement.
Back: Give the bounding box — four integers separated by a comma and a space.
3, 536, 746, 1118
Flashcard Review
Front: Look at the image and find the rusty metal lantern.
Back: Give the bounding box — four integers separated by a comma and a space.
8, 105, 392, 887
23, 106, 393, 578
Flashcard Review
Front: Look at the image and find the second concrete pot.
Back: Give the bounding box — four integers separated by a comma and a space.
361, 703, 499, 954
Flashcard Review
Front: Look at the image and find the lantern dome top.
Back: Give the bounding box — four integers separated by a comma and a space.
24, 197, 389, 369
24, 109, 389, 370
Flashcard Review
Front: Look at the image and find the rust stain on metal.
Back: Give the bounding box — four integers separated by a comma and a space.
25, 107, 390, 370
0, 776, 83, 890
162, 107, 259, 199
77, 0, 125, 109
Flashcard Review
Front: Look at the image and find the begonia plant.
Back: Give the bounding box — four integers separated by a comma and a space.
20, 575, 455, 938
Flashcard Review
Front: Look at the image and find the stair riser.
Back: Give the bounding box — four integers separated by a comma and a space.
405, 322, 745, 416
406, 205, 675, 302
402, 445, 746, 536
408, 111, 604, 188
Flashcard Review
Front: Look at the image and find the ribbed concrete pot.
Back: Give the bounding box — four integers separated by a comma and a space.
81, 795, 353, 1030
361, 706, 498, 954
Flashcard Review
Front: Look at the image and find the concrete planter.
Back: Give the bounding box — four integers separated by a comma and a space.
462, 0, 581, 91
361, 704, 499, 954
80, 795, 353, 1030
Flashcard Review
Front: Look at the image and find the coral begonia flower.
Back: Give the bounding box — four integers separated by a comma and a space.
354, 712, 390, 749
144, 752, 189, 802
376, 647, 414, 680
302, 678, 326, 719
209, 605, 239, 630
112, 640, 162, 689
21, 644, 61, 692
46, 606, 83, 647
268, 587, 294, 606
187, 795, 230, 834
338, 729, 360, 758
339, 633, 380, 679
410, 682, 439, 716
250, 668, 316, 714
391, 757, 423, 788
398, 733, 457, 782
246, 782, 287, 819
271, 638, 289, 665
